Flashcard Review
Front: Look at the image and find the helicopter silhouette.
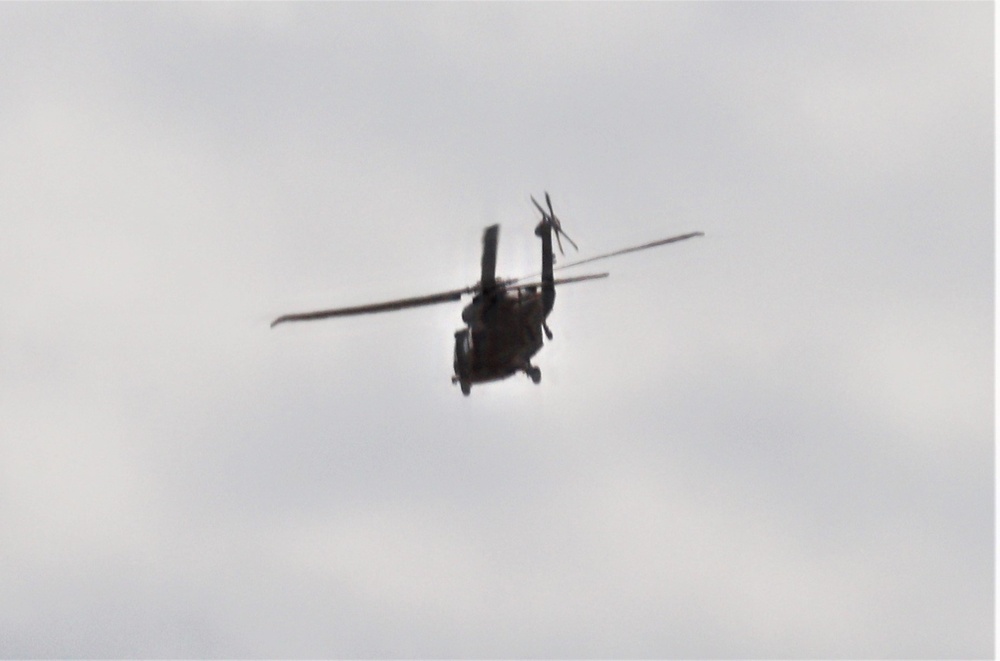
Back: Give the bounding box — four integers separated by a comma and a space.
271, 193, 703, 395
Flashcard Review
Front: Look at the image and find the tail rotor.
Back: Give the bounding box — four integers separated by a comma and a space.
531, 192, 577, 256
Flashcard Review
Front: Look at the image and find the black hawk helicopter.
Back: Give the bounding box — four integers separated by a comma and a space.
271, 193, 702, 395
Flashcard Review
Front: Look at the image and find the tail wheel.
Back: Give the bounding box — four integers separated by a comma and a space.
526, 366, 542, 384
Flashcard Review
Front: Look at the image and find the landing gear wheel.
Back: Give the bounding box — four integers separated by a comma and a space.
460, 381, 472, 396
526, 366, 542, 384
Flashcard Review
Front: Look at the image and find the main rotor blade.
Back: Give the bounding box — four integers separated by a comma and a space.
552, 231, 704, 273
510, 272, 609, 291
271, 287, 471, 328
481, 224, 499, 291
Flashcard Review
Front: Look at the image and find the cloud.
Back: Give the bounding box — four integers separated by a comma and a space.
0, 2, 992, 658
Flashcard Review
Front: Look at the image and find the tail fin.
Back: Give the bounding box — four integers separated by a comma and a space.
535, 218, 555, 316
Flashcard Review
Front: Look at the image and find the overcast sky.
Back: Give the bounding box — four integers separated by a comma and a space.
0, 2, 993, 658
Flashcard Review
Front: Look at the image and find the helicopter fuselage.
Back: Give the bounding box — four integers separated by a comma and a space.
452, 287, 547, 394
450, 215, 556, 396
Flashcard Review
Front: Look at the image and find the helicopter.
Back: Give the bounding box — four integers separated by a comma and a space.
271, 193, 703, 395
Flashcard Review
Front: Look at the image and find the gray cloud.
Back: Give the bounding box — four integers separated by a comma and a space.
0, 2, 992, 658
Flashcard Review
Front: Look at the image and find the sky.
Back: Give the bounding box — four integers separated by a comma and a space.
0, 2, 994, 658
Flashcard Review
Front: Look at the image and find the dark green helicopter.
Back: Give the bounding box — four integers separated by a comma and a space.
271, 193, 702, 395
